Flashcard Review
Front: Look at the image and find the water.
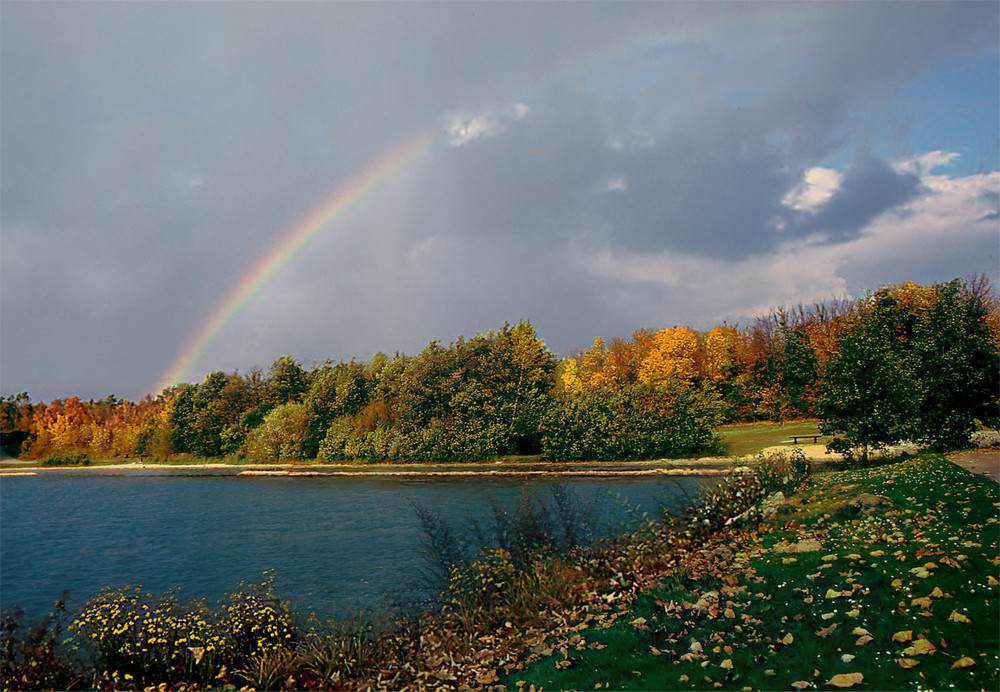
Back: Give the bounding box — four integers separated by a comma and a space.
0, 472, 713, 620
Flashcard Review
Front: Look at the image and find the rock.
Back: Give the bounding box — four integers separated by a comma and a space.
773, 537, 822, 554
793, 537, 823, 553
849, 493, 893, 516
759, 491, 786, 520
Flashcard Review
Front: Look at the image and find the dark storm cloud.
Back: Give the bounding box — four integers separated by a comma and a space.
2, 1, 998, 402
795, 155, 924, 243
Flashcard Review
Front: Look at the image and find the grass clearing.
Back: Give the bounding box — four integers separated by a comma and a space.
503, 454, 999, 691
718, 420, 825, 458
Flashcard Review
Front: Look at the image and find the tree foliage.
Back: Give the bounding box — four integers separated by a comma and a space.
821, 278, 1000, 459
8, 278, 997, 465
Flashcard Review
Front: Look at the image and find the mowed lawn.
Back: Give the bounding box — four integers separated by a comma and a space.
718, 420, 827, 458
503, 454, 1000, 691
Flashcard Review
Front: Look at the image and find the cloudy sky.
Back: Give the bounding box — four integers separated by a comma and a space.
2, 1, 998, 403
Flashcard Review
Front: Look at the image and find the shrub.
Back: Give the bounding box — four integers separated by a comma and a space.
70, 586, 223, 688
680, 450, 812, 541
222, 573, 298, 665
43, 453, 89, 467
540, 383, 723, 461
1, 597, 81, 691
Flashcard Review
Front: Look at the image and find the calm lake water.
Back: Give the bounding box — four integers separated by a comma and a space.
0, 472, 714, 620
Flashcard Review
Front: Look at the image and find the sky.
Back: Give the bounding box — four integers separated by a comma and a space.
2, 1, 998, 404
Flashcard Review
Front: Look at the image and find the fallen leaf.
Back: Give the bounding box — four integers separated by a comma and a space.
821, 612, 836, 620
827, 672, 864, 687
650, 646, 661, 656
948, 610, 971, 624
790, 682, 810, 690
689, 640, 704, 654
825, 589, 842, 599
902, 637, 937, 656
720, 659, 733, 670
630, 617, 647, 627
781, 633, 794, 646
928, 586, 945, 598
816, 624, 838, 638
896, 658, 921, 669
988, 575, 999, 586
890, 578, 903, 589
851, 627, 869, 636
892, 630, 913, 643
856, 635, 874, 646
846, 608, 860, 618
841, 654, 855, 663
910, 596, 933, 608
951, 656, 975, 669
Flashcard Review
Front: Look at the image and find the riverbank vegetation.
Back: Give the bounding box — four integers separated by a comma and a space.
3, 277, 997, 467
3, 452, 996, 690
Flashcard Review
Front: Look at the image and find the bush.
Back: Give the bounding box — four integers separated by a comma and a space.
70, 586, 223, 688
1, 597, 81, 691
540, 383, 723, 461
43, 453, 89, 466
222, 573, 298, 665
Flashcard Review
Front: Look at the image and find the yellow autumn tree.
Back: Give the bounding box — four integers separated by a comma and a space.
703, 325, 742, 384
638, 326, 699, 388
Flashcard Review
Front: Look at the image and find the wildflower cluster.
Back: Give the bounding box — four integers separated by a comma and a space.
223, 574, 297, 663
446, 548, 514, 614
69, 586, 221, 687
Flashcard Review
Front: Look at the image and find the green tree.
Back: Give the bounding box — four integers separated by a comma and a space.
818, 278, 999, 460
267, 356, 308, 407
244, 402, 309, 462
910, 279, 1000, 448
819, 296, 920, 462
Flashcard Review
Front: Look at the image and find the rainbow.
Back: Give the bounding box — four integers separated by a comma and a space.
154, 3, 835, 394
154, 130, 434, 393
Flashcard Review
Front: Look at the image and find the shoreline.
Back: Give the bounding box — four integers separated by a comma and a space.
0, 444, 849, 477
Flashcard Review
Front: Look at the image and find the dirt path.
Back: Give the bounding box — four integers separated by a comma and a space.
949, 448, 1000, 483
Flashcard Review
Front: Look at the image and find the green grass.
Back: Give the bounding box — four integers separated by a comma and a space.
503, 454, 999, 691
718, 420, 826, 457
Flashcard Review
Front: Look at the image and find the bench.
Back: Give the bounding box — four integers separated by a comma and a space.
790, 435, 821, 445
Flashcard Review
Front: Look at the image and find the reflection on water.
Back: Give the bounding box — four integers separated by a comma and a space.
0, 473, 714, 619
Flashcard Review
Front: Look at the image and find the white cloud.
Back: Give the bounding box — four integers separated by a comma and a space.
601, 176, 628, 192
446, 102, 530, 146
782, 166, 843, 213
578, 152, 998, 326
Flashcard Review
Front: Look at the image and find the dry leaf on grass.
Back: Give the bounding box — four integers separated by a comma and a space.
951, 656, 975, 669
892, 630, 913, 643
827, 672, 864, 687
901, 637, 937, 656
896, 658, 920, 669
816, 624, 838, 638
948, 610, 971, 623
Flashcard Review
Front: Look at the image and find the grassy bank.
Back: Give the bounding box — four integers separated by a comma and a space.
4, 453, 996, 690
502, 454, 999, 691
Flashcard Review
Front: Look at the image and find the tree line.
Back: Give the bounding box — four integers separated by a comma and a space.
3, 278, 997, 464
